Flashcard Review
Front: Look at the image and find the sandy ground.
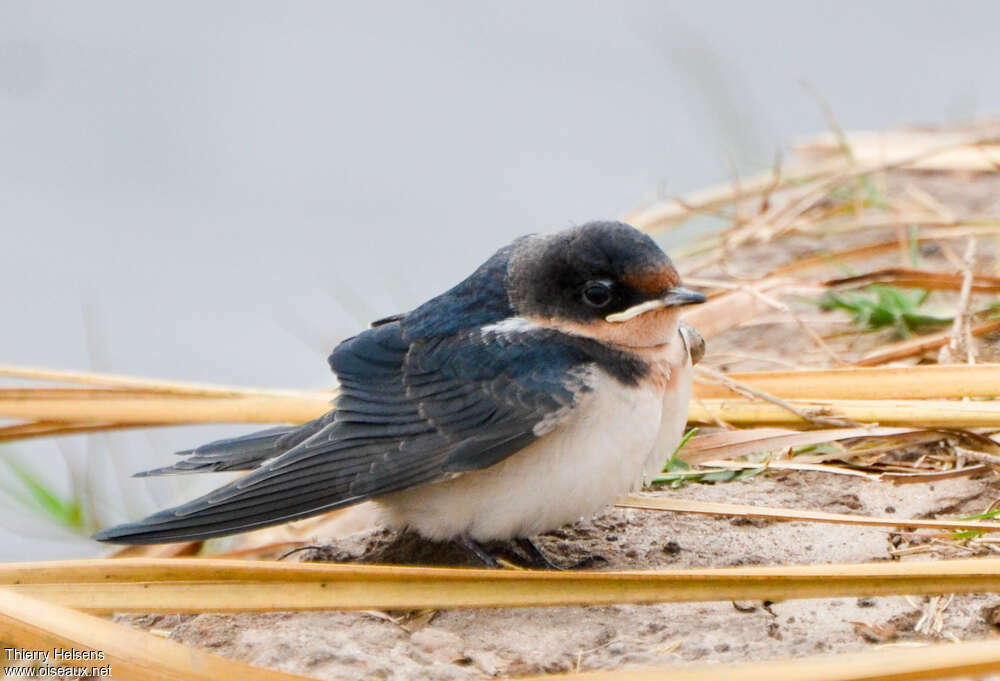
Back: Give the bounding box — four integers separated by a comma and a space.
120, 468, 1000, 680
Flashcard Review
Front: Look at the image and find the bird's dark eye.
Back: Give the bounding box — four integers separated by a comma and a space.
581, 280, 613, 308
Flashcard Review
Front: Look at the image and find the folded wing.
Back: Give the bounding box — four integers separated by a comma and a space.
94, 321, 594, 544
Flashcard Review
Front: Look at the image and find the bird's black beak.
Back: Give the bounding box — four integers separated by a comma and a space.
660, 286, 707, 307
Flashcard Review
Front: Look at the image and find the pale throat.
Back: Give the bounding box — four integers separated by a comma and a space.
527, 307, 683, 350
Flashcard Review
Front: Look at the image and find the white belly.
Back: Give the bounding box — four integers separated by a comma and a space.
377, 363, 686, 542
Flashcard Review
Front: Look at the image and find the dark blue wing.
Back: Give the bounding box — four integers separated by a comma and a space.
94, 320, 602, 544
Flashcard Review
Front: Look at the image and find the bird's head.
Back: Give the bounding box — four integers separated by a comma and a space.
506, 221, 705, 348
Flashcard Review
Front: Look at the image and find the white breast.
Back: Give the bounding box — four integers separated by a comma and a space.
643, 336, 694, 481
378, 350, 690, 542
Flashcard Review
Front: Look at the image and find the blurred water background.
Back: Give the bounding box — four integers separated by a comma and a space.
3, 1, 1000, 559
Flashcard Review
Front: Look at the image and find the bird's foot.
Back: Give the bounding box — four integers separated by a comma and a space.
513, 537, 566, 570
514, 537, 609, 570
455, 535, 501, 568
456, 535, 607, 570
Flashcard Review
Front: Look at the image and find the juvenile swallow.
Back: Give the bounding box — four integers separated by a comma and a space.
94, 221, 706, 566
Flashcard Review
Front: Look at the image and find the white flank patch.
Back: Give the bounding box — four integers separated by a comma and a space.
480, 316, 543, 337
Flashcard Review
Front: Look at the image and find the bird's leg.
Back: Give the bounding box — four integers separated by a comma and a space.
513, 537, 564, 570
515, 537, 610, 570
455, 535, 500, 568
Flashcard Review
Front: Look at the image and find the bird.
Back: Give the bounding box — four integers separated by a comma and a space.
94, 221, 707, 567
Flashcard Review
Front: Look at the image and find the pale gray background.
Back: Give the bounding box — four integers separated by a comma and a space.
2, 1, 998, 558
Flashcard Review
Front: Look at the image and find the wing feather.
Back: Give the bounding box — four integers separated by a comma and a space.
94, 320, 599, 544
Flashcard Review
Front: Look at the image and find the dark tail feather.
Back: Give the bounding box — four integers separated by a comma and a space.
134, 415, 333, 477
91, 430, 451, 546
90, 452, 445, 545
90, 494, 355, 544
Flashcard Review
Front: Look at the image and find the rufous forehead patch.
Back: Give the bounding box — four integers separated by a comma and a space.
622, 264, 680, 296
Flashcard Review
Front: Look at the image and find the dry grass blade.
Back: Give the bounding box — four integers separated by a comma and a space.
940, 237, 979, 364
691, 460, 886, 480
825, 267, 1000, 292
0, 366, 336, 432
617, 496, 1000, 533
765, 231, 1000, 279
0, 394, 331, 425
799, 129, 1000, 172
0, 364, 311, 398
111, 542, 204, 559
690, 398, 1000, 428
789, 217, 1000, 240
695, 366, 859, 426
886, 466, 989, 483
515, 637, 1000, 681
852, 319, 1000, 366
681, 427, 918, 463
693, 364, 1000, 400
8, 557, 1000, 613
0, 587, 313, 680
0, 420, 160, 444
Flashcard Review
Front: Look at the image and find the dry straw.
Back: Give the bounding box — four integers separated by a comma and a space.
3, 364, 1000, 433
4, 557, 1000, 614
